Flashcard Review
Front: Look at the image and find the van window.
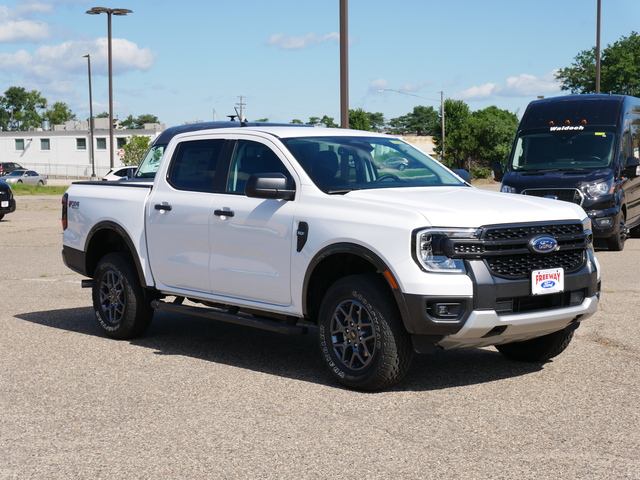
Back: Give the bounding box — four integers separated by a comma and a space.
511, 128, 616, 171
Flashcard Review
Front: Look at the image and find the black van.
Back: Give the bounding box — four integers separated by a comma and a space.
493, 94, 640, 251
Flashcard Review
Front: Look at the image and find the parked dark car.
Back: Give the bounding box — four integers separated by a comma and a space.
0, 162, 24, 177
0, 179, 17, 220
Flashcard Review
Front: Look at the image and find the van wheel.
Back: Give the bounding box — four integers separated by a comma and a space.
607, 213, 627, 251
92, 252, 154, 339
317, 274, 412, 391
495, 327, 575, 362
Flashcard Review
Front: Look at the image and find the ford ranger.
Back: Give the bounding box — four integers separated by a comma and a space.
61, 124, 600, 391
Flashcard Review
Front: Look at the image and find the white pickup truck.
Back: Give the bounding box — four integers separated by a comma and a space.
61, 123, 601, 390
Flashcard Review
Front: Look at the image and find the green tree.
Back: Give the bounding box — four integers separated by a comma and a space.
96, 111, 109, 118
120, 113, 161, 129
388, 105, 438, 136
0, 86, 47, 131
433, 99, 472, 169
349, 108, 371, 131
556, 31, 640, 96
290, 119, 304, 124
307, 115, 338, 128
366, 111, 385, 132
466, 106, 519, 173
255, 118, 269, 122
121, 135, 151, 165
44, 102, 76, 125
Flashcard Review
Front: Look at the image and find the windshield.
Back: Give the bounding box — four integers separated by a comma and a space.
134, 144, 166, 178
510, 127, 616, 171
6, 170, 24, 177
280, 135, 465, 193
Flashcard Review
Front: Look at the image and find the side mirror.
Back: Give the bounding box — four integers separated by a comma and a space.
492, 161, 504, 182
245, 173, 295, 200
452, 169, 471, 184
625, 157, 640, 178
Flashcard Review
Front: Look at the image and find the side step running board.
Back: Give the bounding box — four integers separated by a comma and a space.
150, 300, 308, 335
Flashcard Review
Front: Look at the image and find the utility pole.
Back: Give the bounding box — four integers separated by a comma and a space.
236, 96, 246, 121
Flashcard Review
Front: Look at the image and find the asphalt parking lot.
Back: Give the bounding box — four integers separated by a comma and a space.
1, 193, 639, 480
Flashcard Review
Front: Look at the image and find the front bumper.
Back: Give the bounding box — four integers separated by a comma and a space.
0, 198, 16, 215
585, 205, 622, 238
401, 251, 600, 351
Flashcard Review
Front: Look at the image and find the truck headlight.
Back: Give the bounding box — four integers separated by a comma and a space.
413, 228, 479, 274
584, 179, 613, 198
501, 185, 517, 193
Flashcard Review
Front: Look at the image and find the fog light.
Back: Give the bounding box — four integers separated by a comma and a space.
428, 301, 464, 319
570, 290, 585, 306
594, 217, 613, 228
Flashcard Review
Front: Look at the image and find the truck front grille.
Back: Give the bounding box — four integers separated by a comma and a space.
446, 221, 590, 279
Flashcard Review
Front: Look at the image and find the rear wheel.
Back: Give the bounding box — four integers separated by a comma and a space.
495, 327, 575, 362
317, 274, 412, 391
92, 252, 154, 339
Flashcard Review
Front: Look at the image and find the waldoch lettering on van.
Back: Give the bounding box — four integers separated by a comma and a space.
493, 94, 640, 251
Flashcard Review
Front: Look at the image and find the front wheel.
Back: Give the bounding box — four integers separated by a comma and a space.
92, 252, 154, 339
317, 274, 412, 391
607, 212, 627, 251
495, 326, 575, 362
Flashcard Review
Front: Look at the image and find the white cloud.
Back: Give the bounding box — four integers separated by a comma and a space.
456, 71, 561, 101
267, 32, 342, 50
0, 38, 158, 80
0, 6, 50, 43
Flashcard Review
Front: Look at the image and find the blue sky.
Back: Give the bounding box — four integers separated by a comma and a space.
1, 0, 639, 128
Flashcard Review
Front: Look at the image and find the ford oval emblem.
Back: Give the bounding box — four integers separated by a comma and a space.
529, 236, 558, 254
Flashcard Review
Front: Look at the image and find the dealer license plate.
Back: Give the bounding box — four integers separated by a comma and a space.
1, 201, 8, 208
532, 268, 564, 295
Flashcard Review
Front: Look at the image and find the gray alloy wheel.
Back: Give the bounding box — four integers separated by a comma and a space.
318, 274, 412, 391
92, 252, 153, 339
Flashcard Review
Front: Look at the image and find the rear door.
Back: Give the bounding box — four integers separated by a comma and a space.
146, 138, 227, 294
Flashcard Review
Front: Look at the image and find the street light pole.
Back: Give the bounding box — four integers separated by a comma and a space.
595, 0, 601, 94
83, 54, 96, 179
86, 7, 132, 169
378, 88, 446, 159
340, 0, 349, 129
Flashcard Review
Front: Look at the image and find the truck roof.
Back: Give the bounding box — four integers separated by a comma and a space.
152, 121, 314, 146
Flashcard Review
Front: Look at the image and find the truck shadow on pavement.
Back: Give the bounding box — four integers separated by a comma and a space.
17, 306, 546, 392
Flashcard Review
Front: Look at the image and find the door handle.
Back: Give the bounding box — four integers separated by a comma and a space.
214, 209, 235, 217
154, 203, 172, 212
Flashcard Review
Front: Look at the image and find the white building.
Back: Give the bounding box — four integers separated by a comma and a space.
0, 118, 165, 179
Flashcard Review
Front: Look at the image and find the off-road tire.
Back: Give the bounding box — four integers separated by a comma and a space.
317, 274, 412, 391
92, 252, 154, 340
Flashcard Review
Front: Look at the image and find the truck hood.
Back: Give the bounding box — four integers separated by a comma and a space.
345, 186, 586, 228
503, 168, 612, 191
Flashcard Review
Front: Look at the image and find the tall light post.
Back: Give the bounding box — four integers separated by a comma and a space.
379, 89, 446, 160
340, 0, 349, 128
595, 0, 601, 94
83, 54, 96, 179
86, 7, 132, 169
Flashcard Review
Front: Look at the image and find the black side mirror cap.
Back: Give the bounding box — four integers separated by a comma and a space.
245, 173, 296, 200
452, 169, 471, 184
